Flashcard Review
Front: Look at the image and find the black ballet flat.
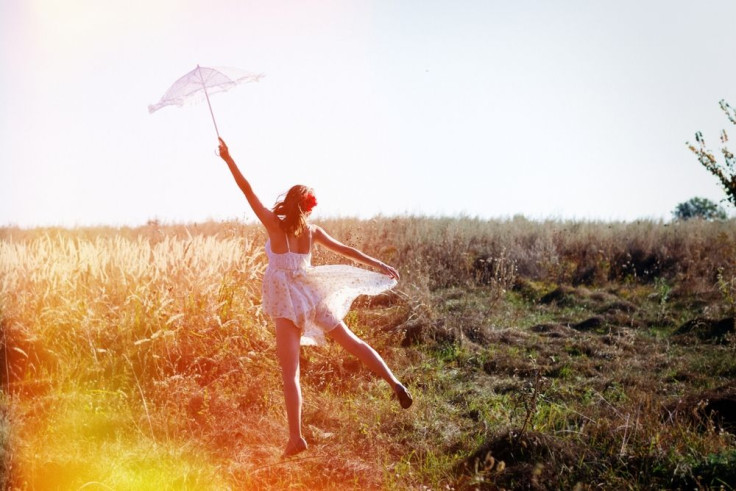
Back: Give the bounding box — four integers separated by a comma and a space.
395, 383, 413, 409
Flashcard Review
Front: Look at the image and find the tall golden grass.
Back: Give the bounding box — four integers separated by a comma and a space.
1, 227, 274, 488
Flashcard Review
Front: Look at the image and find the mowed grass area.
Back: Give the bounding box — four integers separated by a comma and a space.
2, 217, 736, 489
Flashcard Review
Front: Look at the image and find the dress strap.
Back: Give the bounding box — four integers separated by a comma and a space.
285, 232, 290, 253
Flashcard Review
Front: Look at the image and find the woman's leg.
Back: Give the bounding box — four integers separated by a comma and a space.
327, 322, 407, 394
274, 318, 307, 455
328, 322, 412, 408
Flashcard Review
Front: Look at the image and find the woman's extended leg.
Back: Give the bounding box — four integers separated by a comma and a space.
274, 318, 307, 456
327, 322, 412, 408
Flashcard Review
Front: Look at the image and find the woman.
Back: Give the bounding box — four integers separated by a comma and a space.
217, 138, 412, 457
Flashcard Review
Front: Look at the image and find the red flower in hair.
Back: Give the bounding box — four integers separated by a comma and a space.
301, 193, 317, 213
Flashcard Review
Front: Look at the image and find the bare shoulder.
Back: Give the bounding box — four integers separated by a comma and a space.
311, 224, 324, 237
312, 225, 351, 253
311, 224, 332, 244
258, 209, 281, 231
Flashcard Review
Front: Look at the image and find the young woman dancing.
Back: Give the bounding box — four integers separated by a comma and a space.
217, 138, 412, 457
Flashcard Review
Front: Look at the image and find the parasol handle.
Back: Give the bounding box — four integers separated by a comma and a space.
196, 65, 221, 140
203, 86, 220, 139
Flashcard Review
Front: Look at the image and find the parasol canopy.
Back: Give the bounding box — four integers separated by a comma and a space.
148, 65, 263, 137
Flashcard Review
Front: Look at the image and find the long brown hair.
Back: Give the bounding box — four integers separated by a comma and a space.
272, 185, 315, 236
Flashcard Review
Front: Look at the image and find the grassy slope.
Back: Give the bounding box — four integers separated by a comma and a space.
1, 217, 735, 489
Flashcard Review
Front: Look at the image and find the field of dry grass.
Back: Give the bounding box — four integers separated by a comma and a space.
2, 217, 736, 489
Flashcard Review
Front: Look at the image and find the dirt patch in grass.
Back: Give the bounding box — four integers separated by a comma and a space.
539, 286, 578, 307
455, 429, 597, 490
399, 318, 456, 347
673, 317, 735, 344
665, 380, 736, 433
538, 286, 649, 331
529, 323, 578, 339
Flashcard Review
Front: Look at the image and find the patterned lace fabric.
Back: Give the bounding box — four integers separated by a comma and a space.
262, 240, 397, 346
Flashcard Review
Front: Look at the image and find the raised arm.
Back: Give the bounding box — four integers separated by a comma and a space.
217, 138, 278, 229
312, 225, 400, 280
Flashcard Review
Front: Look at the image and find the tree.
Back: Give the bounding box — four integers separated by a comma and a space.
672, 197, 727, 221
687, 99, 736, 207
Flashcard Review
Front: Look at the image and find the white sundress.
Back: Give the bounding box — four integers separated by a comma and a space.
261, 231, 398, 346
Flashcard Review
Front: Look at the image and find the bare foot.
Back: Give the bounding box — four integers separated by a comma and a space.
282, 437, 308, 458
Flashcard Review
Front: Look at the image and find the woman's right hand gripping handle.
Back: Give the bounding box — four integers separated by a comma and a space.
218, 137, 231, 161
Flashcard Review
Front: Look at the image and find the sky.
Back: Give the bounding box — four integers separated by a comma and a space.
2, 0, 736, 228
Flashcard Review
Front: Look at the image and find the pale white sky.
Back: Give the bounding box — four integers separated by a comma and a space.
2, 0, 735, 227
